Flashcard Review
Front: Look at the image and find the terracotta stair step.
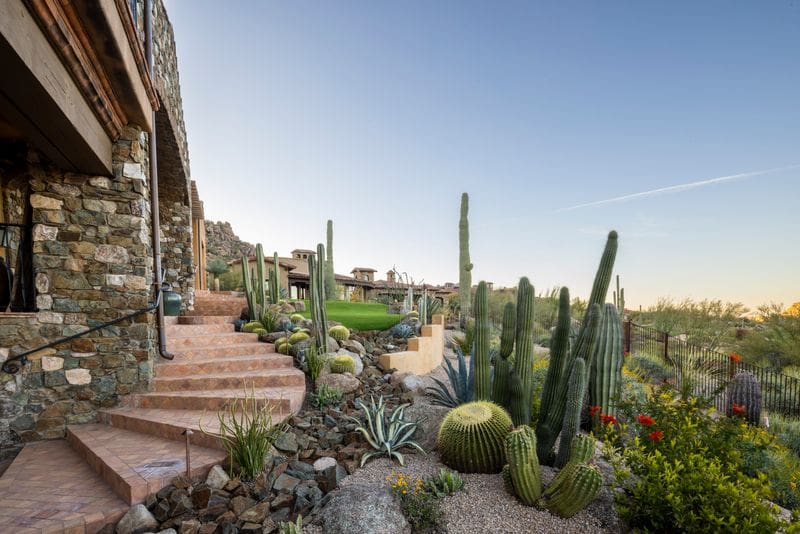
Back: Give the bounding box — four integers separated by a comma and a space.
66, 424, 226, 505
98, 407, 292, 450
165, 323, 235, 336
177, 315, 239, 325
168, 332, 258, 348
0, 440, 129, 533
155, 354, 294, 378
129, 386, 305, 412
166, 342, 276, 360
153, 368, 306, 392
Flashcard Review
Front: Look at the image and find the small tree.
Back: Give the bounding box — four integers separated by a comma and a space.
206, 258, 229, 290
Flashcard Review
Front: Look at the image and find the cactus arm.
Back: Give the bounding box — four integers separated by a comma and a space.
474, 281, 491, 400
492, 302, 516, 408
505, 426, 542, 506
589, 304, 623, 417
537, 288, 571, 431
543, 463, 602, 518
510, 277, 535, 426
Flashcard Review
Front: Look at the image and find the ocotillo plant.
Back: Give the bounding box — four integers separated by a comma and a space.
508, 277, 535, 426
588, 304, 623, 418
459, 192, 473, 325
474, 281, 491, 400
491, 302, 516, 408
308, 244, 329, 353
269, 252, 280, 304
325, 220, 336, 300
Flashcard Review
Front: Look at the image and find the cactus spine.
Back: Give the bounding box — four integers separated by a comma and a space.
325, 220, 336, 300
308, 245, 329, 353
474, 281, 491, 400
492, 302, 516, 408
509, 277, 535, 426
589, 304, 624, 418
270, 252, 280, 304
505, 426, 542, 506
541, 463, 602, 518
555, 358, 587, 468
458, 192, 473, 325
726, 371, 762, 425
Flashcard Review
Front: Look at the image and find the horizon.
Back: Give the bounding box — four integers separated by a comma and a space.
168, 1, 800, 310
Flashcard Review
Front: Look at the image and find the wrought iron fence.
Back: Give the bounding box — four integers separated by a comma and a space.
626, 321, 800, 417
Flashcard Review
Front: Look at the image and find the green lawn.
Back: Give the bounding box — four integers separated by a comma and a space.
294, 300, 402, 331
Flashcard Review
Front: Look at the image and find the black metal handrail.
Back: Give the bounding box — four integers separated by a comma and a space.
1, 282, 168, 374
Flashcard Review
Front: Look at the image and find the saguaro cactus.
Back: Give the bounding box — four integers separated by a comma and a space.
270, 252, 280, 304
325, 220, 336, 300
255, 244, 266, 308
308, 244, 329, 353
555, 358, 587, 468
474, 281, 491, 400
510, 277, 535, 426
492, 302, 516, 408
458, 193, 473, 325
589, 304, 623, 418
505, 426, 542, 506
541, 463, 602, 518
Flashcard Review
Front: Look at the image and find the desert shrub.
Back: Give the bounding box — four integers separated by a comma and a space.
609, 388, 787, 530
625, 352, 673, 384
388, 472, 441, 532
769, 413, 800, 457
304, 346, 325, 382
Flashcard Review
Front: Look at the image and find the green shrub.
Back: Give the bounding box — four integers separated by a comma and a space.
305, 346, 325, 382
388, 472, 442, 532
769, 413, 800, 458
310, 384, 343, 408
625, 352, 673, 384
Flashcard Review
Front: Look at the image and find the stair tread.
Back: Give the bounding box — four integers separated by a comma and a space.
100, 407, 291, 436
155, 367, 302, 380
67, 424, 226, 504
170, 341, 272, 351
136, 385, 305, 398
0, 440, 129, 533
157, 353, 292, 365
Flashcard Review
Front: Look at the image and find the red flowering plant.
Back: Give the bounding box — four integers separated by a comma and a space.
729, 352, 743, 364
732, 403, 747, 416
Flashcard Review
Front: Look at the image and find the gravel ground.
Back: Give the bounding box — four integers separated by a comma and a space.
324, 452, 621, 534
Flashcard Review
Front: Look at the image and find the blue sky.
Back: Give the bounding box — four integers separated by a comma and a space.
167, 1, 799, 308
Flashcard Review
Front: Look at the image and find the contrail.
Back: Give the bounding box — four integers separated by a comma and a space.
556, 164, 800, 212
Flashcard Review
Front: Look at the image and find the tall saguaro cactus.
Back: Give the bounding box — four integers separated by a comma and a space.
492, 302, 516, 408
309, 244, 329, 353
325, 220, 336, 301
474, 281, 491, 400
458, 193, 473, 325
510, 277, 535, 426
589, 304, 623, 418
269, 252, 280, 304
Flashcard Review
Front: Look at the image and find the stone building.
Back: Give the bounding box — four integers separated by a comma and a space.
0, 0, 200, 460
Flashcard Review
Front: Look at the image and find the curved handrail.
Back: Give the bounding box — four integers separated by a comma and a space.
1, 283, 168, 374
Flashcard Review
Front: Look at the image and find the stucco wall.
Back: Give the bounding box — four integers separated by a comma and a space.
378, 315, 445, 375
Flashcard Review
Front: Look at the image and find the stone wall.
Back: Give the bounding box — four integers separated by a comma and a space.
205, 221, 256, 264
0, 127, 156, 460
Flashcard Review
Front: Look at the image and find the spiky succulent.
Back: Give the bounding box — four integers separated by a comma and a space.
427, 346, 474, 408
391, 323, 415, 339
437, 401, 512, 473
329, 325, 351, 342
330, 355, 355, 374
350, 396, 423, 466
288, 331, 310, 345
541, 463, 602, 518
290, 313, 304, 324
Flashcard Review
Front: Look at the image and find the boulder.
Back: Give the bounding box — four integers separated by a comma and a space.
404, 399, 450, 451
321, 483, 410, 534
115, 504, 158, 534
340, 339, 366, 356
399, 374, 425, 394
316, 372, 361, 394
291, 301, 306, 312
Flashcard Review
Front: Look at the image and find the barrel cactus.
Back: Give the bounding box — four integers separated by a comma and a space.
437, 401, 512, 473
329, 325, 351, 342
504, 426, 542, 506
330, 355, 356, 374
726, 371, 762, 425
541, 463, 602, 518
242, 321, 263, 333
290, 313, 304, 324
405, 310, 419, 319
276, 342, 291, 355
289, 331, 310, 345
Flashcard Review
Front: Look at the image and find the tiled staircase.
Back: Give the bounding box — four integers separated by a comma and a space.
0, 291, 306, 533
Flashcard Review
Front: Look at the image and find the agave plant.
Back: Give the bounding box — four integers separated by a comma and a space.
427, 346, 475, 407
350, 396, 424, 466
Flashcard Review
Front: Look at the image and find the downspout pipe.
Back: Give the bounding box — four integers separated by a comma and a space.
144, 0, 174, 360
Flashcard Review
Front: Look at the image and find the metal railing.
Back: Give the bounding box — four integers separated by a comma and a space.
1, 283, 168, 374
626, 321, 800, 416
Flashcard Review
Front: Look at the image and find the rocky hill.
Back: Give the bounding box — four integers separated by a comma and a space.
205, 220, 255, 264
